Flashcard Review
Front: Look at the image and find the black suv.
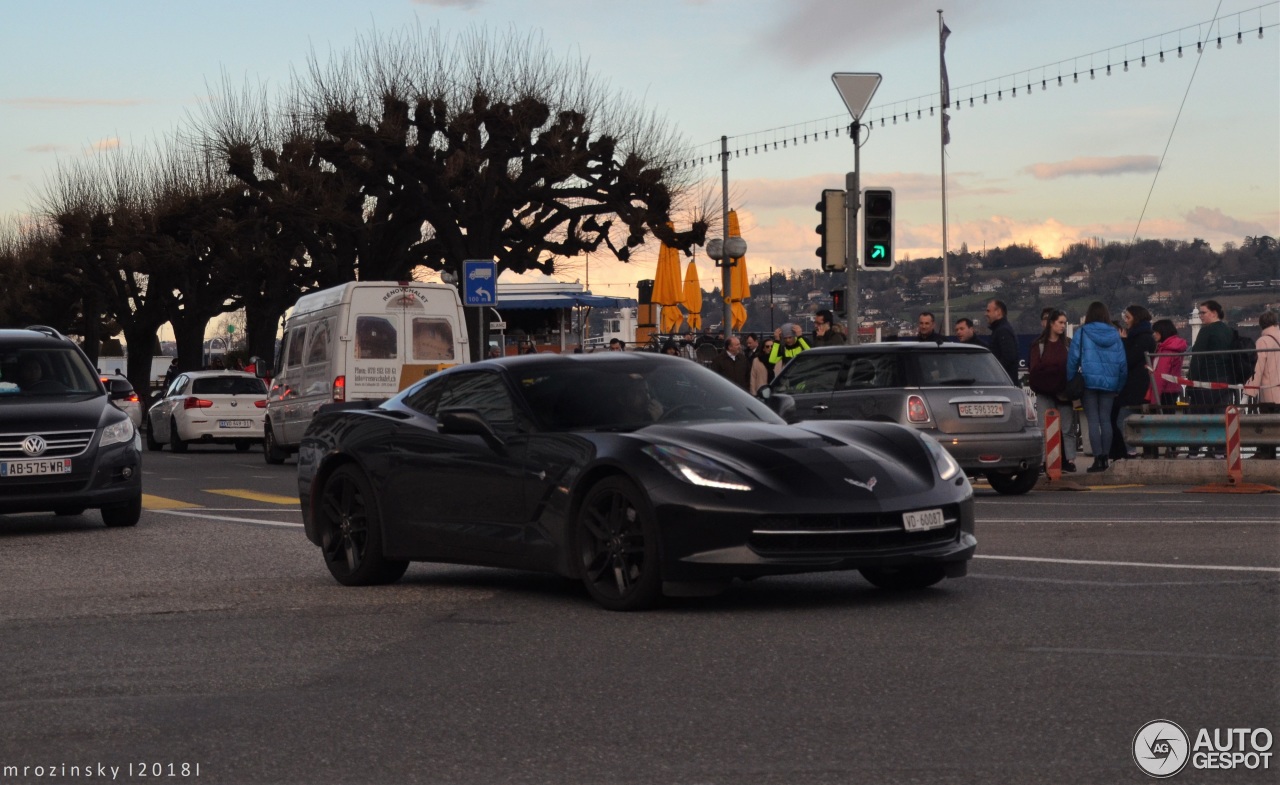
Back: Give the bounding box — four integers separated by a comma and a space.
0, 326, 142, 526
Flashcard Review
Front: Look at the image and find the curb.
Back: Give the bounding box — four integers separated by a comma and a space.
1033, 457, 1280, 489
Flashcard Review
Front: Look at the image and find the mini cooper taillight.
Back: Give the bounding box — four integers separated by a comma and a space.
183, 397, 213, 409
332, 375, 346, 403
907, 394, 931, 423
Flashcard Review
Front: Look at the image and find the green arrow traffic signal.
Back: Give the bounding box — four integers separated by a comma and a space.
871, 244, 886, 259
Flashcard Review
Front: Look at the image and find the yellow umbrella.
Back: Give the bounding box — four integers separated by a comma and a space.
727, 210, 750, 330
683, 259, 702, 331
652, 230, 685, 334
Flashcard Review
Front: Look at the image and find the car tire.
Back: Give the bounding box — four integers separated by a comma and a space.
986, 468, 1039, 495
575, 477, 663, 611
169, 418, 188, 453
235, 440, 252, 452
101, 496, 142, 528
860, 564, 947, 590
318, 465, 408, 586
263, 424, 287, 465
145, 421, 163, 452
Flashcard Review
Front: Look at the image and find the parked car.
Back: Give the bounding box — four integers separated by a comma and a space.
101, 375, 142, 430
0, 326, 142, 526
146, 371, 267, 452
762, 342, 1043, 495
296, 353, 976, 610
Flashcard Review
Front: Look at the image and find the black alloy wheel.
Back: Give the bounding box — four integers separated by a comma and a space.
169, 418, 188, 453
318, 465, 408, 586
986, 467, 1039, 495
576, 477, 662, 611
859, 564, 947, 590
263, 424, 287, 465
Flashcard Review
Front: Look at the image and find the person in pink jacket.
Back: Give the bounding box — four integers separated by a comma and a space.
1151, 319, 1189, 459
1244, 311, 1280, 460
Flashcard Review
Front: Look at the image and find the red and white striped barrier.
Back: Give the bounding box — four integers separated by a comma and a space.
1225, 405, 1243, 486
1043, 407, 1061, 482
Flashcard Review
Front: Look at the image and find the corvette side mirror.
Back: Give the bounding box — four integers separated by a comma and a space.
438, 407, 506, 454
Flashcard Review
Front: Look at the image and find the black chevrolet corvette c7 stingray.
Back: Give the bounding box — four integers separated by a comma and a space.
296, 352, 975, 610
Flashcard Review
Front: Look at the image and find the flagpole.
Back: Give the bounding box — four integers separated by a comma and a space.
938, 9, 951, 334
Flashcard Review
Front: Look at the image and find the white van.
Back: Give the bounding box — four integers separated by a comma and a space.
263, 281, 469, 462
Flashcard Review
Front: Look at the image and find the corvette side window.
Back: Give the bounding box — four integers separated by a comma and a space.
439, 373, 517, 432
403, 376, 448, 417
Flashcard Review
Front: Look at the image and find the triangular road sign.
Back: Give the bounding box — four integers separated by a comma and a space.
832, 72, 882, 121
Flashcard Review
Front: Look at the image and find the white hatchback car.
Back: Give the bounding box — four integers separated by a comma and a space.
146, 370, 267, 452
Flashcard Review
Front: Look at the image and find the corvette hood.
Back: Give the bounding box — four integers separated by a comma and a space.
635, 421, 935, 499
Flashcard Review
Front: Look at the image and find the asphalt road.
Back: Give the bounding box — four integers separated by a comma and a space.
1, 445, 1276, 785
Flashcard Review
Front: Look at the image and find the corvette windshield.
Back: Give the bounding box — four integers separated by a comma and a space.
519, 360, 784, 432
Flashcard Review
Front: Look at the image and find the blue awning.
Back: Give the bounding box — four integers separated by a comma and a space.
495, 294, 637, 310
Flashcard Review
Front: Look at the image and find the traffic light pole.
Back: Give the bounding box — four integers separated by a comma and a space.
844, 121, 861, 345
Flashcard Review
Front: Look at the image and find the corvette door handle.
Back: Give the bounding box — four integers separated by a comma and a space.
811, 404, 829, 412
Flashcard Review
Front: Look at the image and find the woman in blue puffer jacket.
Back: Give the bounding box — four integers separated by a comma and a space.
1067, 301, 1128, 472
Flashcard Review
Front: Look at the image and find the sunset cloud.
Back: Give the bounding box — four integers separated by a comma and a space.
1184, 206, 1269, 238
1023, 156, 1159, 180
89, 137, 121, 153
25, 144, 67, 154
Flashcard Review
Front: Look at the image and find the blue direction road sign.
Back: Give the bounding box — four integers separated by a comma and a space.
463, 260, 496, 305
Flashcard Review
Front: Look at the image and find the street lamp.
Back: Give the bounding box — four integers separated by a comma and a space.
706, 235, 747, 338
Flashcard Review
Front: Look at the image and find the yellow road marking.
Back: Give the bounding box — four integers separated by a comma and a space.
142, 494, 200, 510
206, 489, 299, 506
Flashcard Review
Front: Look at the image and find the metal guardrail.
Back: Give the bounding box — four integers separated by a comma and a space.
1124, 414, 1280, 448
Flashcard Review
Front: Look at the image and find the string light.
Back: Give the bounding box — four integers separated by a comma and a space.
1159, 50, 1164, 62
1124, 60, 1129, 71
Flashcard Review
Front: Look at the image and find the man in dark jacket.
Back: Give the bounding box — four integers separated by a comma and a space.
1187, 300, 1234, 457
710, 336, 753, 391
809, 310, 846, 347
985, 299, 1020, 384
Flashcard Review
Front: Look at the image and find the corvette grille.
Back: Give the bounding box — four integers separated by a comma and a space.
749, 504, 961, 554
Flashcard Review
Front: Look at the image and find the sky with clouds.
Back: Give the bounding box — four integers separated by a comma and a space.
1, 0, 1277, 296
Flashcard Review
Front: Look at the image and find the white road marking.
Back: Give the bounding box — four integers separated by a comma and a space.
155, 509, 302, 527
975, 554, 1280, 573
978, 518, 1279, 524
1025, 647, 1276, 662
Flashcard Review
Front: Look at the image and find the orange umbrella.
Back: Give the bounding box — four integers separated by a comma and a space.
651, 229, 685, 334
727, 210, 750, 330
683, 259, 702, 331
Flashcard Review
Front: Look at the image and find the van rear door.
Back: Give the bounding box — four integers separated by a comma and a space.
346, 285, 463, 399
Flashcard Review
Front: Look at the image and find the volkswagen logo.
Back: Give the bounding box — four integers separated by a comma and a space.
22, 435, 47, 456
230, 401, 237, 408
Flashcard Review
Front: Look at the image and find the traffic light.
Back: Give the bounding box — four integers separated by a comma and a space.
860, 187, 894, 270
831, 289, 847, 318
814, 189, 847, 271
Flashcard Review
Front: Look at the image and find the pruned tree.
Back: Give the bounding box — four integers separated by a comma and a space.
201, 26, 707, 359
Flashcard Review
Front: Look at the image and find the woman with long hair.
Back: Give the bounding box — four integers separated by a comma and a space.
1028, 309, 1077, 472
1066, 302, 1127, 472
1114, 305, 1157, 459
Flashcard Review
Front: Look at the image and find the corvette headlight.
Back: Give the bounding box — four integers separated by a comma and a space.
921, 434, 961, 481
100, 418, 134, 447
642, 444, 753, 492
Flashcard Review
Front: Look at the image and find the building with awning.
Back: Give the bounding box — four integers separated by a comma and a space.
490, 273, 637, 353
